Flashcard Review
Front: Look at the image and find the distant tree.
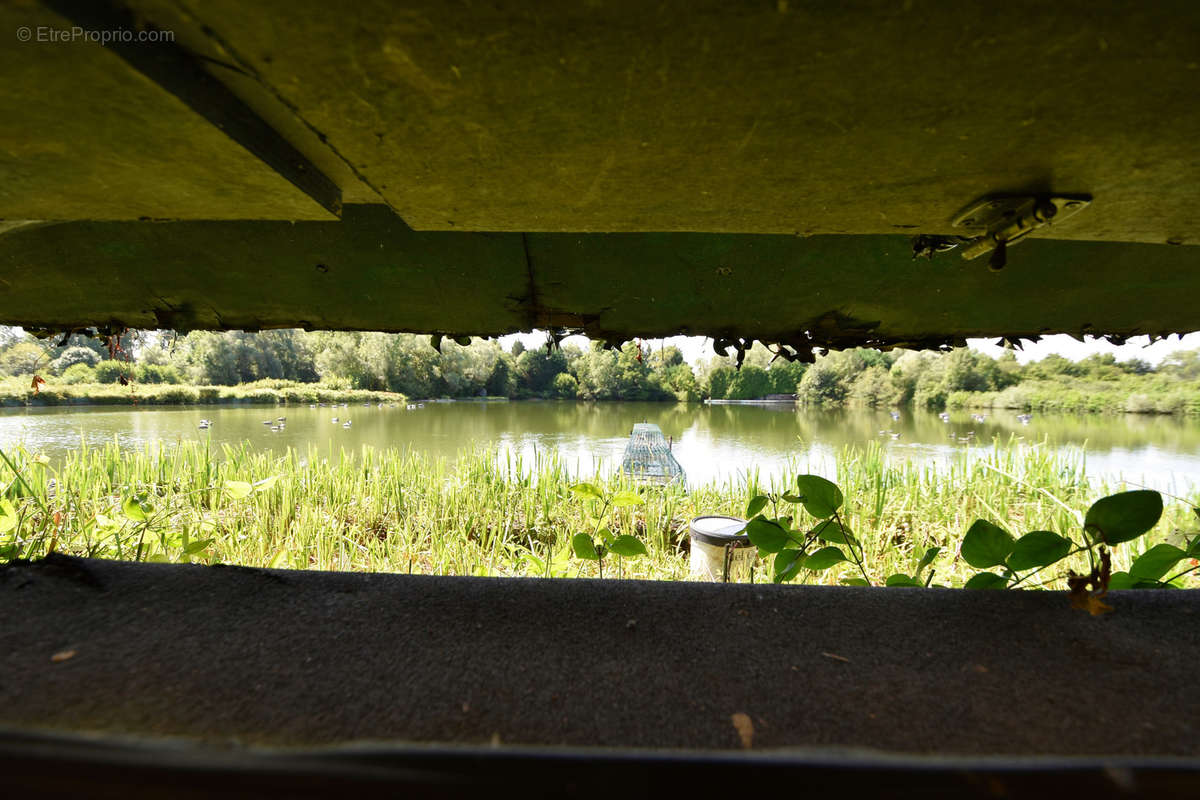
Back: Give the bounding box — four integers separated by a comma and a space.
572, 345, 621, 400
1076, 353, 1123, 381
854, 348, 894, 370
797, 358, 846, 406
705, 366, 736, 400
486, 352, 516, 396
850, 365, 897, 407
43, 331, 109, 363
1119, 357, 1154, 375
440, 339, 502, 396
1022, 353, 1081, 380
510, 340, 527, 357
661, 363, 700, 402
49, 346, 101, 375
796, 351, 865, 406
551, 372, 579, 399
941, 349, 1002, 393
889, 350, 941, 404
515, 347, 569, 396
0, 342, 47, 376
768, 362, 806, 395
648, 345, 685, 370
1159, 349, 1200, 380
726, 366, 772, 400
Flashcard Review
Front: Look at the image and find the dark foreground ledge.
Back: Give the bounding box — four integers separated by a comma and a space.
3, 555, 1200, 796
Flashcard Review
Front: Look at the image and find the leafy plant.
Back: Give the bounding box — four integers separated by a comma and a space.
744, 474, 873, 585
960, 489, 1176, 613
568, 482, 648, 578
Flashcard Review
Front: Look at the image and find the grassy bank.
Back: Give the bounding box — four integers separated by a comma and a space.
945, 378, 1200, 415
0, 377, 405, 407
2, 438, 1196, 589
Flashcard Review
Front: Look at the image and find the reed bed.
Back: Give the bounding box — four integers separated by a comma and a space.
2, 438, 1197, 588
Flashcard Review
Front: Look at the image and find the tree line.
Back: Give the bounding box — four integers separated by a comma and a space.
0, 327, 1197, 411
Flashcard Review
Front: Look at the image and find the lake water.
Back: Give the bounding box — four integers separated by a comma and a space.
1, 401, 1198, 494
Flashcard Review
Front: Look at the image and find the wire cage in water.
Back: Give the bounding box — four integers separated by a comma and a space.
619, 423, 685, 486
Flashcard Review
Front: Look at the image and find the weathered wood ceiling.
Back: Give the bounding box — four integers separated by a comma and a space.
1, 0, 1197, 344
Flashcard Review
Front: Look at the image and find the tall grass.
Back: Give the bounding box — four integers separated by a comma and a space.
2, 438, 1196, 588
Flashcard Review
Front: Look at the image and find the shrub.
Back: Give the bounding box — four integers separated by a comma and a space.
60, 363, 97, 384
93, 360, 131, 383
134, 363, 182, 384
1124, 394, 1156, 414
993, 385, 1032, 410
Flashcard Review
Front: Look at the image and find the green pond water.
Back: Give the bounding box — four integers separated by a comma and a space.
0, 401, 1197, 493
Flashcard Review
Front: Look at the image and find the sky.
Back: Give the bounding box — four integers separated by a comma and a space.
499, 331, 1200, 367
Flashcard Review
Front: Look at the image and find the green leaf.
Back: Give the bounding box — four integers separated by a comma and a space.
1006, 531, 1073, 570
746, 495, 769, 518
609, 535, 647, 557
223, 480, 253, 499
146, 553, 171, 563
252, 475, 281, 493
183, 538, 214, 555
0, 513, 15, 534
571, 533, 599, 560
960, 520, 1014, 569
597, 527, 615, 546
781, 492, 804, 504
804, 546, 846, 571
611, 490, 643, 508
840, 577, 870, 586
1108, 571, 1135, 590
964, 572, 1008, 589
915, 546, 941, 577
810, 519, 846, 544
773, 549, 806, 583
745, 517, 791, 554
794, 475, 843, 518
1129, 543, 1187, 582
569, 482, 604, 501
1187, 536, 1200, 559
885, 573, 921, 587
1136, 579, 1175, 589
1084, 490, 1163, 545
122, 496, 147, 522
267, 549, 290, 569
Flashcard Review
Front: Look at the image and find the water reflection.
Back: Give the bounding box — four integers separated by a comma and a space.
0, 402, 1197, 492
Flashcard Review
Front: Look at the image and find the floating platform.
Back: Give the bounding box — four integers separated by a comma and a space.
619, 423, 685, 485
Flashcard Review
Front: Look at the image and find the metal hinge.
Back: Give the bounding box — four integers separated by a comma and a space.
951, 194, 1092, 271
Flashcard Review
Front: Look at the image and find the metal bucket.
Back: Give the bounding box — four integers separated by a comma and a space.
689, 516, 755, 582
